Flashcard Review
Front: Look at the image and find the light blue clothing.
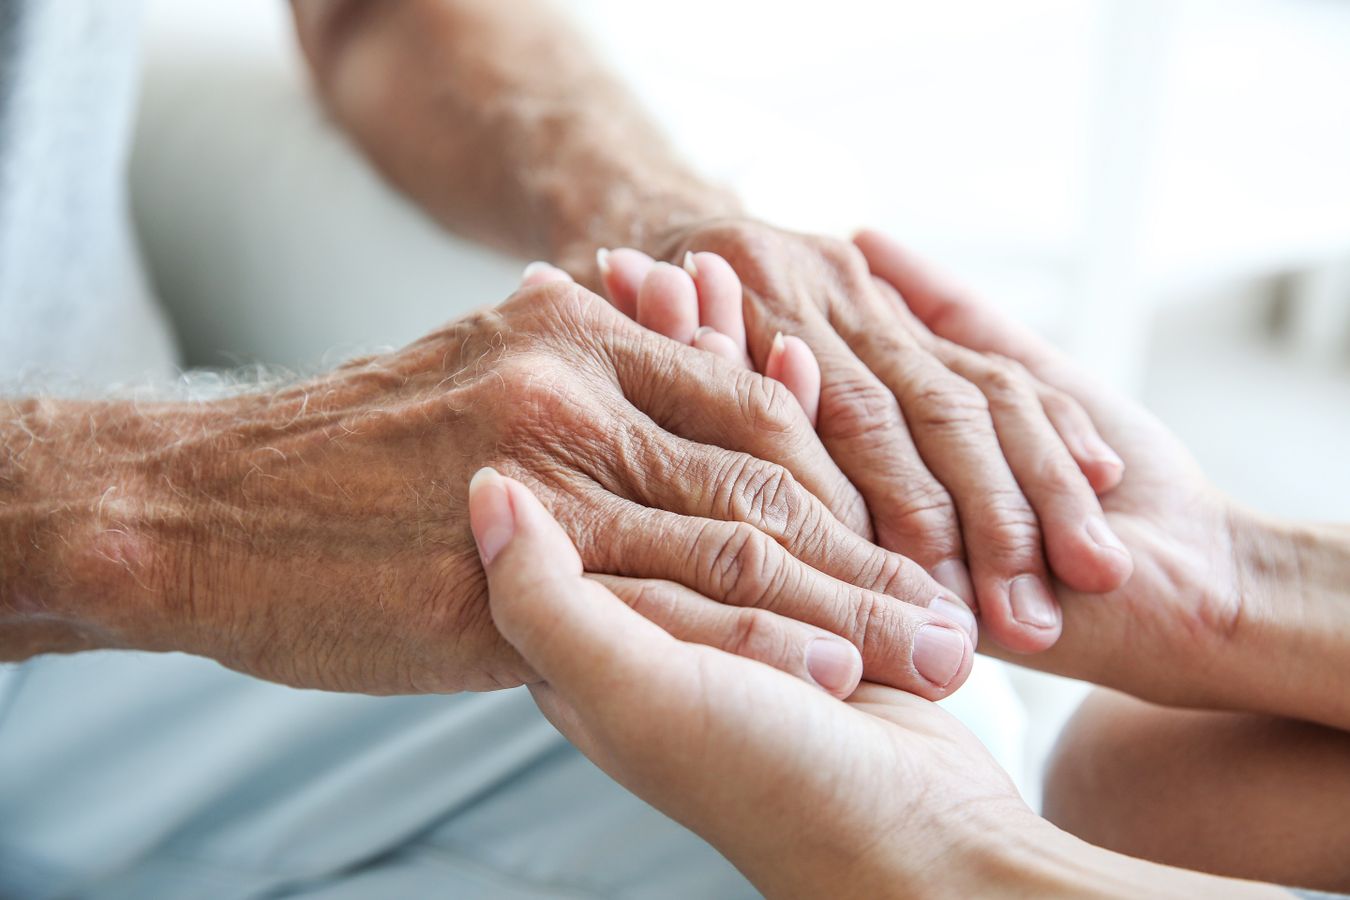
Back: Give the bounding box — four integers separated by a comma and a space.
0, 653, 749, 898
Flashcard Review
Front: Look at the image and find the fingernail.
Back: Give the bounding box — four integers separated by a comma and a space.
596, 247, 612, 278
1085, 516, 1128, 557
765, 331, 786, 375
693, 326, 716, 342
931, 558, 975, 606
1009, 575, 1059, 629
682, 250, 698, 278
806, 638, 861, 695
913, 625, 966, 688
522, 260, 552, 280
1085, 434, 1125, 471
930, 595, 978, 643
468, 467, 515, 567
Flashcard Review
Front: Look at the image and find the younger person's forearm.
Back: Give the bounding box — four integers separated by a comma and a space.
291, 0, 738, 267
1200, 509, 1350, 732
1233, 514, 1350, 731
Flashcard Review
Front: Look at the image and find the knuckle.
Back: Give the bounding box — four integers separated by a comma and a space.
817, 236, 871, 280
692, 220, 772, 258
970, 357, 1041, 416
725, 456, 804, 534
620, 579, 682, 624
698, 521, 780, 608
978, 493, 1044, 560
727, 607, 785, 662
1035, 452, 1089, 494
819, 374, 905, 442
906, 376, 990, 428
848, 590, 894, 661
736, 369, 801, 436
858, 548, 923, 602
883, 490, 962, 559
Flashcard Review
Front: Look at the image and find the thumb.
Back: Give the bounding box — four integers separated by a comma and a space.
467, 467, 682, 709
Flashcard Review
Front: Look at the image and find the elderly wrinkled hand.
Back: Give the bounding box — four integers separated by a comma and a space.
5, 280, 977, 698
563, 219, 1134, 656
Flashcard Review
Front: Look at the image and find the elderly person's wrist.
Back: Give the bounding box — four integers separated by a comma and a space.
550, 179, 741, 285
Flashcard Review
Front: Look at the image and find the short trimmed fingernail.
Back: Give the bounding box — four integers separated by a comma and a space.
913, 625, 966, 688
682, 250, 698, 278
1009, 575, 1059, 629
1086, 434, 1124, 470
930, 595, 977, 642
468, 467, 515, 567
693, 326, 717, 342
806, 638, 860, 695
595, 247, 612, 278
522, 260, 552, 280
764, 331, 786, 374
931, 558, 974, 605
1086, 516, 1128, 557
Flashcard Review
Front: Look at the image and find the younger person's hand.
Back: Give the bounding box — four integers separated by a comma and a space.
467, 466, 1033, 898
468, 467, 1289, 899
854, 231, 1349, 726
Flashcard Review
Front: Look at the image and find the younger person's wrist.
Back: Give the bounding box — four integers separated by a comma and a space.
1227, 507, 1350, 729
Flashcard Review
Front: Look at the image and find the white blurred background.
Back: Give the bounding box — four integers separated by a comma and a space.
131, 0, 1350, 805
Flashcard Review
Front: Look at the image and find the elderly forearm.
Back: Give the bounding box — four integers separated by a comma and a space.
290, 0, 738, 266
0, 398, 192, 659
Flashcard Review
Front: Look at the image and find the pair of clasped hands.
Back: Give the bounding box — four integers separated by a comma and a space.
463, 229, 1263, 895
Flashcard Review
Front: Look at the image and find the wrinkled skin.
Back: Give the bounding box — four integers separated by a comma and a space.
566, 219, 1134, 657
96, 282, 971, 697
567, 218, 1135, 657
854, 234, 1265, 709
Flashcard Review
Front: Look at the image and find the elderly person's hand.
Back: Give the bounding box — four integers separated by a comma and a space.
3, 281, 977, 698
568, 221, 1133, 657
858, 232, 1350, 730
468, 467, 1287, 899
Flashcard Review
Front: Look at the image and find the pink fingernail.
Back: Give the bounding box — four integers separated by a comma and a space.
1009, 575, 1059, 629
522, 261, 552, 280
913, 625, 966, 688
595, 248, 612, 278
764, 331, 786, 376
1086, 434, 1124, 471
682, 250, 698, 278
468, 467, 515, 567
806, 638, 861, 695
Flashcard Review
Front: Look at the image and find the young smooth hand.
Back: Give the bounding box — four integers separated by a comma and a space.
468, 467, 1288, 900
